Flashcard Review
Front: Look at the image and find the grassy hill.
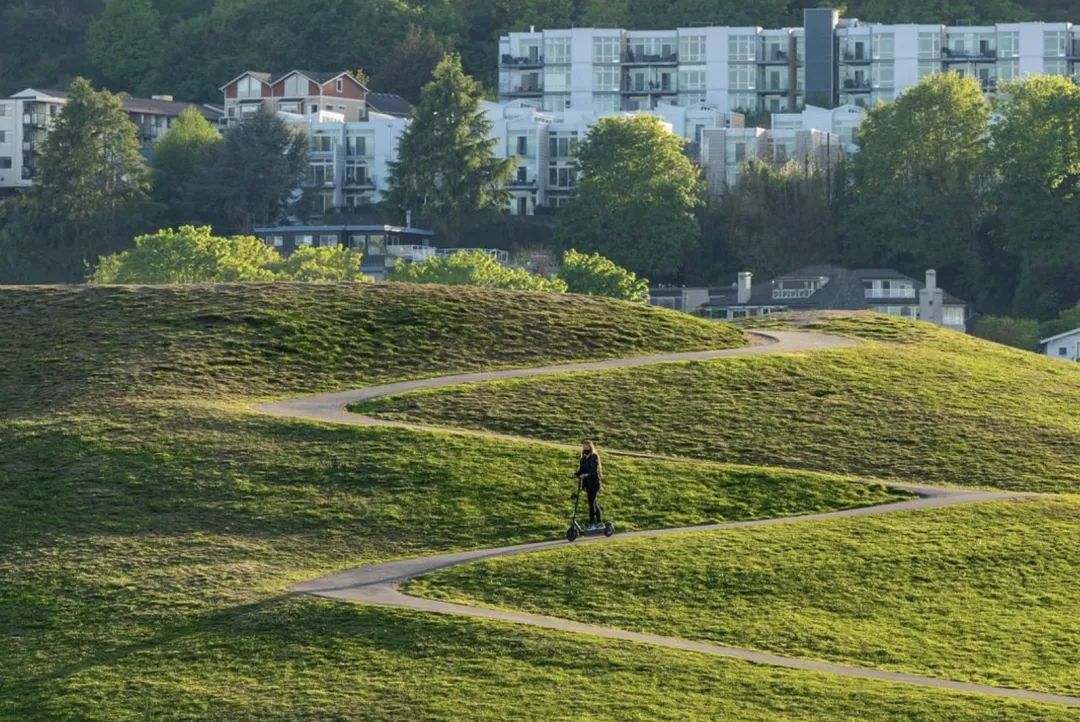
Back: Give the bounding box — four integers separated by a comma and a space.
10, 284, 1022, 721
358, 315, 1080, 493
410, 496, 1080, 696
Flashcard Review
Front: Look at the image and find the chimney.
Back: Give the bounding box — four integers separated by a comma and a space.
405, 210, 412, 229
925, 268, 937, 296
919, 269, 944, 326
737, 272, 752, 304
151, 95, 174, 102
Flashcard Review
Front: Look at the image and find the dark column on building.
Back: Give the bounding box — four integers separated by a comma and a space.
803, 8, 839, 108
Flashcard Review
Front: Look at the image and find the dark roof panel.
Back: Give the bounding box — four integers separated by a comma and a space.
366, 92, 412, 117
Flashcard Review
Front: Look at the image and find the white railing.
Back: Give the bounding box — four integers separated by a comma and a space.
386, 245, 436, 262
772, 288, 814, 300
865, 287, 916, 299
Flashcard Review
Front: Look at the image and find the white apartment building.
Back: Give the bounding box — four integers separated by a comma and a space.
0, 88, 221, 192
498, 10, 1080, 116
772, 104, 865, 152
700, 125, 845, 194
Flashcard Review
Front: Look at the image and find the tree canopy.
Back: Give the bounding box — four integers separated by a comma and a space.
390, 250, 567, 292
557, 115, 703, 280
386, 54, 513, 242
87, 0, 164, 94
151, 107, 221, 222
557, 250, 649, 302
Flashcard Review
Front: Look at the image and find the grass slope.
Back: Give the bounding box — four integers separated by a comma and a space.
358, 315, 1080, 493
410, 497, 1080, 697
3, 285, 984, 721
0, 283, 743, 415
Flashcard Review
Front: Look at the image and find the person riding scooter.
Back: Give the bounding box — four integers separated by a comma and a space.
575, 440, 603, 529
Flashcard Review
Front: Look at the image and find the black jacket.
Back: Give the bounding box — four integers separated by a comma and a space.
577, 453, 602, 489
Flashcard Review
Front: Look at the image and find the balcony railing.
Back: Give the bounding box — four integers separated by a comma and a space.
387, 244, 436, 262
506, 84, 543, 95
436, 248, 510, 265
501, 54, 544, 67
508, 177, 537, 188
344, 175, 376, 188
757, 86, 789, 94
942, 47, 997, 61
622, 81, 676, 93
22, 113, 49, 128
772, 288, 814, 300
842, 51, 871, 64
622, 51, 678, 65
842, 78, 872, 91
759, 49, 789, 64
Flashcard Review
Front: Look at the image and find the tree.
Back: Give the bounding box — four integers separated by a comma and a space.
390, 250, 567, 292
988, 76, 1080, 318
841, 73, 990, 294
271, 246, 366, 282
704, 159, 838, 282
89, 226, 279, 283
386, 54, 514, 243
87, 0, 164, 94
556, 115, 703, 280
971, 315, 1040, 351
557, 249, 649, 302
151, 107, 221, 224
1038, 305, 1080, 340
0, 78, 151, 283
370, 25, 448, 104
194, 109, 307, 234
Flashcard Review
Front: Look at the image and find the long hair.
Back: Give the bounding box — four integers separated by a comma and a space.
582, 440, 601, 473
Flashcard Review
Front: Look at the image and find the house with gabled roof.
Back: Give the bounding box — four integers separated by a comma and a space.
221, 70, 370, 126
1040, 327, 1080, 361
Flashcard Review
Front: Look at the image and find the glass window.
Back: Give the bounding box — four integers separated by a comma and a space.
366, 234, 387, 255
268, 234, 283, 249
918, 61, 940, 79
318, 234, 339, 247
544, 38, 571, 64
918, 32, 941, 59
729, 35, 756, 62
284, 74, 308, 97
541, 94, 570, 112
872, 63, 894, 88
592, 94, 620, 112
0, 131, 5, 143
997, 60, 1019, 82
942, 307, 966, 325
237, 76, 262, 99
0, 105, 6, 116
679, 68, 706, 91
544, 67, 571, 92
311, 134, 334, 153
346, 133, 367, 156
728, 92, 756, 111
872, 34, 894, 59
336, 78, 344, 92
1045, 59, 1068, 76
1044, 31, 1066, 57
593, 37, 620, 64
307, 161, 334, 186
679, 34, 706, 63
729, 64, 756, 89
296, 235, 314, 247
345, 162, 368, 185
998, 31, 1019, 58
593, 66, 620, 92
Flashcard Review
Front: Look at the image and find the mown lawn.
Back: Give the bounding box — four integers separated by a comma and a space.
0, 282, 744, 415
358, 315, 1080, 493
409, 497, 1080, 697
9, 285, 1031, 720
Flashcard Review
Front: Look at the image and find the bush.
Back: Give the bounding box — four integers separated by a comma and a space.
390, 250, 567, 293
557, 249, 649, 303
971, 315, 1040, 350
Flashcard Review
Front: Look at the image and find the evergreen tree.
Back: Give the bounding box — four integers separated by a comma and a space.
0, 78, 151, 282
87, 0, 164, 94
194, 109, 307, 234
386, 54, 514, 242
557, 115, 703, 280
151, 107, 222, 225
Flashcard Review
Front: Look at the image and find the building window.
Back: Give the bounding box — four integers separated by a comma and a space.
872, 34, 894, 59
336, 78, 344, 92
679, 34, 706, 64
942, 307, 966, 326
1045, 31, 1067, 57
918, 32, 941, 59
0, 131, 6, 143
516, 135, 530, 156
544, 67, 571, 92
728, 35, 756, 62
0, 157, 12, 169
729, 64, 756, 90
345, 161, 368, 186
592, 93, 620, 112
1045, 59, 1068, 76
541, 94, 570, 112
549, 134, 577, 158
917, 61, 940, 79
593, 66, 620, 92
997, 31, 1019, 58
346, 133, 367, 157
318, 234, 339, 247
548, 166, 575, 187
296, 235, 314, 247
872, 63, 894, 88
284, 74, 308, 97
236, 76, 262, 99
544, 38, 571, 64
998, 60, 1019, 82
307, 161, 334, 186
0, 104, 6, 116
268, 235, 284, 249
311, 134, 334, 153
593, 37, 620, 64
1060, 347, 1069, 356
679, 68, 706, 91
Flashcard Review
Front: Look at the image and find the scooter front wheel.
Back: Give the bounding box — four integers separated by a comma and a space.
603, 522, 615, 537
566, 526, 579, 542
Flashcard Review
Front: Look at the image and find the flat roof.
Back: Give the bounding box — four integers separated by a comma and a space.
254, 225, 435, 237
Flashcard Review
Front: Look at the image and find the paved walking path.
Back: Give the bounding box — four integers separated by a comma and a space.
258, 330, 1079, 708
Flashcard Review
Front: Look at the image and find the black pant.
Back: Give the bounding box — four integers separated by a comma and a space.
585, 484, 602, 524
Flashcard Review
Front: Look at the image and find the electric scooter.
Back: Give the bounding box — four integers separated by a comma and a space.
566, 476, 615, 542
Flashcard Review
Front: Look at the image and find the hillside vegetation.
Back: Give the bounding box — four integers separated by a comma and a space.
10, 284, 1022, 721
359, 314, 1080, 493
0, 282, 742, 414
411, 497, 1080, 696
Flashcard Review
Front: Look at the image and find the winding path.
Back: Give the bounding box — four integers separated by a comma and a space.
257, 330, 1079, 708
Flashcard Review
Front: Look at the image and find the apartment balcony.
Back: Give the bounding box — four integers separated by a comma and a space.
22, 113, 49, 128
621, 81, 676, 94
841, 51, 872, 64
1067, 41, 1080, 59
501, 53, 544, 68
757, 86, 789, 94
622, 51, 679, 66
508, 177, 537, 189
980, 77, 998, 92
758, 49, 789, 64
942, 48, 997, 62
387, 244, 436, 263
344, 176, 376, 189
842, 78, 872, 91
506, 84, 543, 97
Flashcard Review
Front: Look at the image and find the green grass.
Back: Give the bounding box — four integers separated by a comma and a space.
409, 498, 1080, 697
9, 285, 1033, 720
0, 282, 743, 415
358, 315, 1080, 493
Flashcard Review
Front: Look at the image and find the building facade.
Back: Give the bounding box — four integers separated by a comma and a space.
498, 11, 1080, 115
1040, 328, 1080, 361
0, 88, 222, 192
220, 71, 369, 126
699, 125, 844, 194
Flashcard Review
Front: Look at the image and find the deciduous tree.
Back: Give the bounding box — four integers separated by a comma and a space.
557, 249, 649, 302
87, 0, 164, 93
390, 250, 567, 292
557, 115, 703, 280
151, 107, 221, 224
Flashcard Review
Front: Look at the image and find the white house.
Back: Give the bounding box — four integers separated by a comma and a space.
1040, 328, 1080, 361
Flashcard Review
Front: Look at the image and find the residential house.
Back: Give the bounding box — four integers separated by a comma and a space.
253, 222, 435, 281
220, 70, 370, 127
700, 265, 969, 332
1040, 328, 1080, 361
498, 11, 1079, 116
0, 88, 222, 192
